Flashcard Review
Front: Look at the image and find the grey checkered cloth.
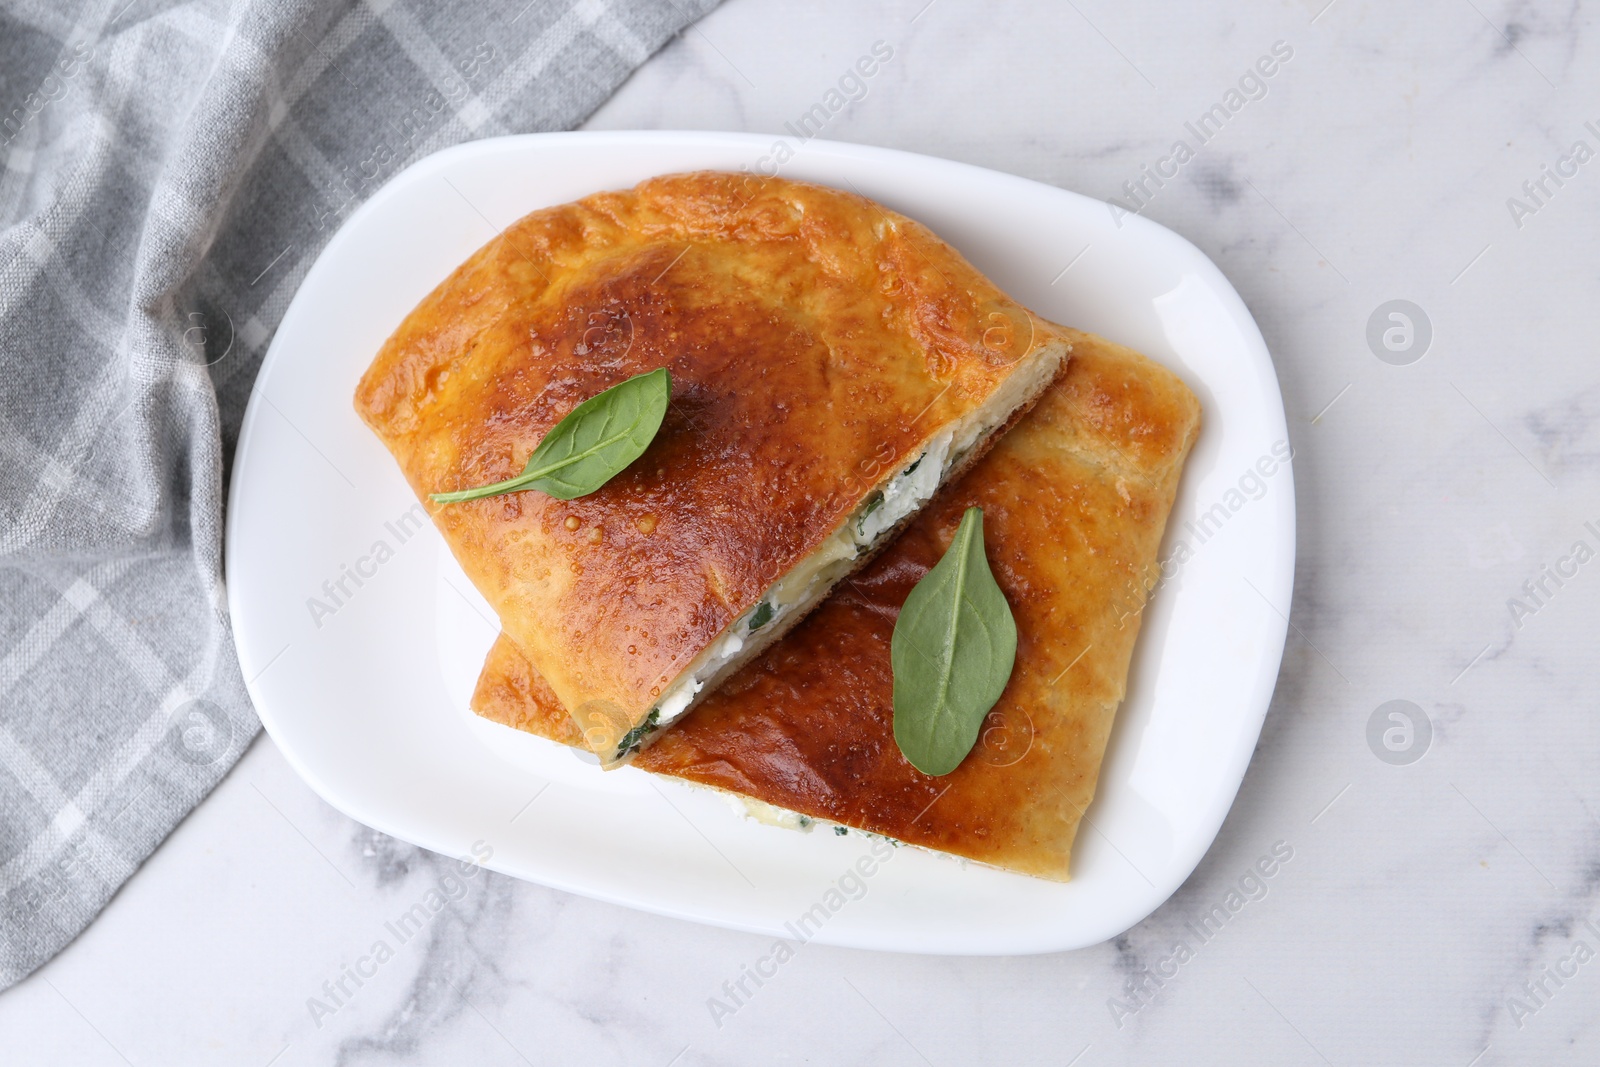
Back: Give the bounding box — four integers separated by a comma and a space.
0, 0, 719, 990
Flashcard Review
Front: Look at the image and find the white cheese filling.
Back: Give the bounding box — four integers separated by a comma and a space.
728, 795, 816, 831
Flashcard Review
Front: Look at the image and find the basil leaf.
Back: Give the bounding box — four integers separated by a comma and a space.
747, 601, 774, 631
891, 506, 1017, 776
432, 368, 671, 503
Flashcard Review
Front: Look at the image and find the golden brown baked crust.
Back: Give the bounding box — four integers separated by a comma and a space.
471, 330, 1200, 880
355, 171, 1066, 754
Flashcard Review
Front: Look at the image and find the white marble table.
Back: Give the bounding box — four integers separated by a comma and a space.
6, 1, 1599, 1063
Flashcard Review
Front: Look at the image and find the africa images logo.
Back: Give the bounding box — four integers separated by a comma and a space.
1105, 40, 1294, 227
304, 502, 428, 629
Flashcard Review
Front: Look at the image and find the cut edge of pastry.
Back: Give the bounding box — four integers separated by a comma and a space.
590, 330, 1072, 767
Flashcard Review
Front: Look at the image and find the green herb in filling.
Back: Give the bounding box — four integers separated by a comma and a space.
857, 492, 885, 537
615, 707, 661, 757
748, 600, 775, 631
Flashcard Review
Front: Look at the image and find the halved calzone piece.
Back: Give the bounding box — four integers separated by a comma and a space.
356, 171, 1069, 764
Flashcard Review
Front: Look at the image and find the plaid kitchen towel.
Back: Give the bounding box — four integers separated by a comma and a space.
0, 0, 720, 990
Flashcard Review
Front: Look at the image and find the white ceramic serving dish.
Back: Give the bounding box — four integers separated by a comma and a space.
226, 131, 1294, 954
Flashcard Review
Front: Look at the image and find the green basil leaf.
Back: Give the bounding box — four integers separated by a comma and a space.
747, 601, 774, 631
891, 506, 1017, 776
432, 368, 671, 503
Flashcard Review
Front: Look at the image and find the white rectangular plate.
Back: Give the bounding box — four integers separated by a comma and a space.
226, 131, 1294, 954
